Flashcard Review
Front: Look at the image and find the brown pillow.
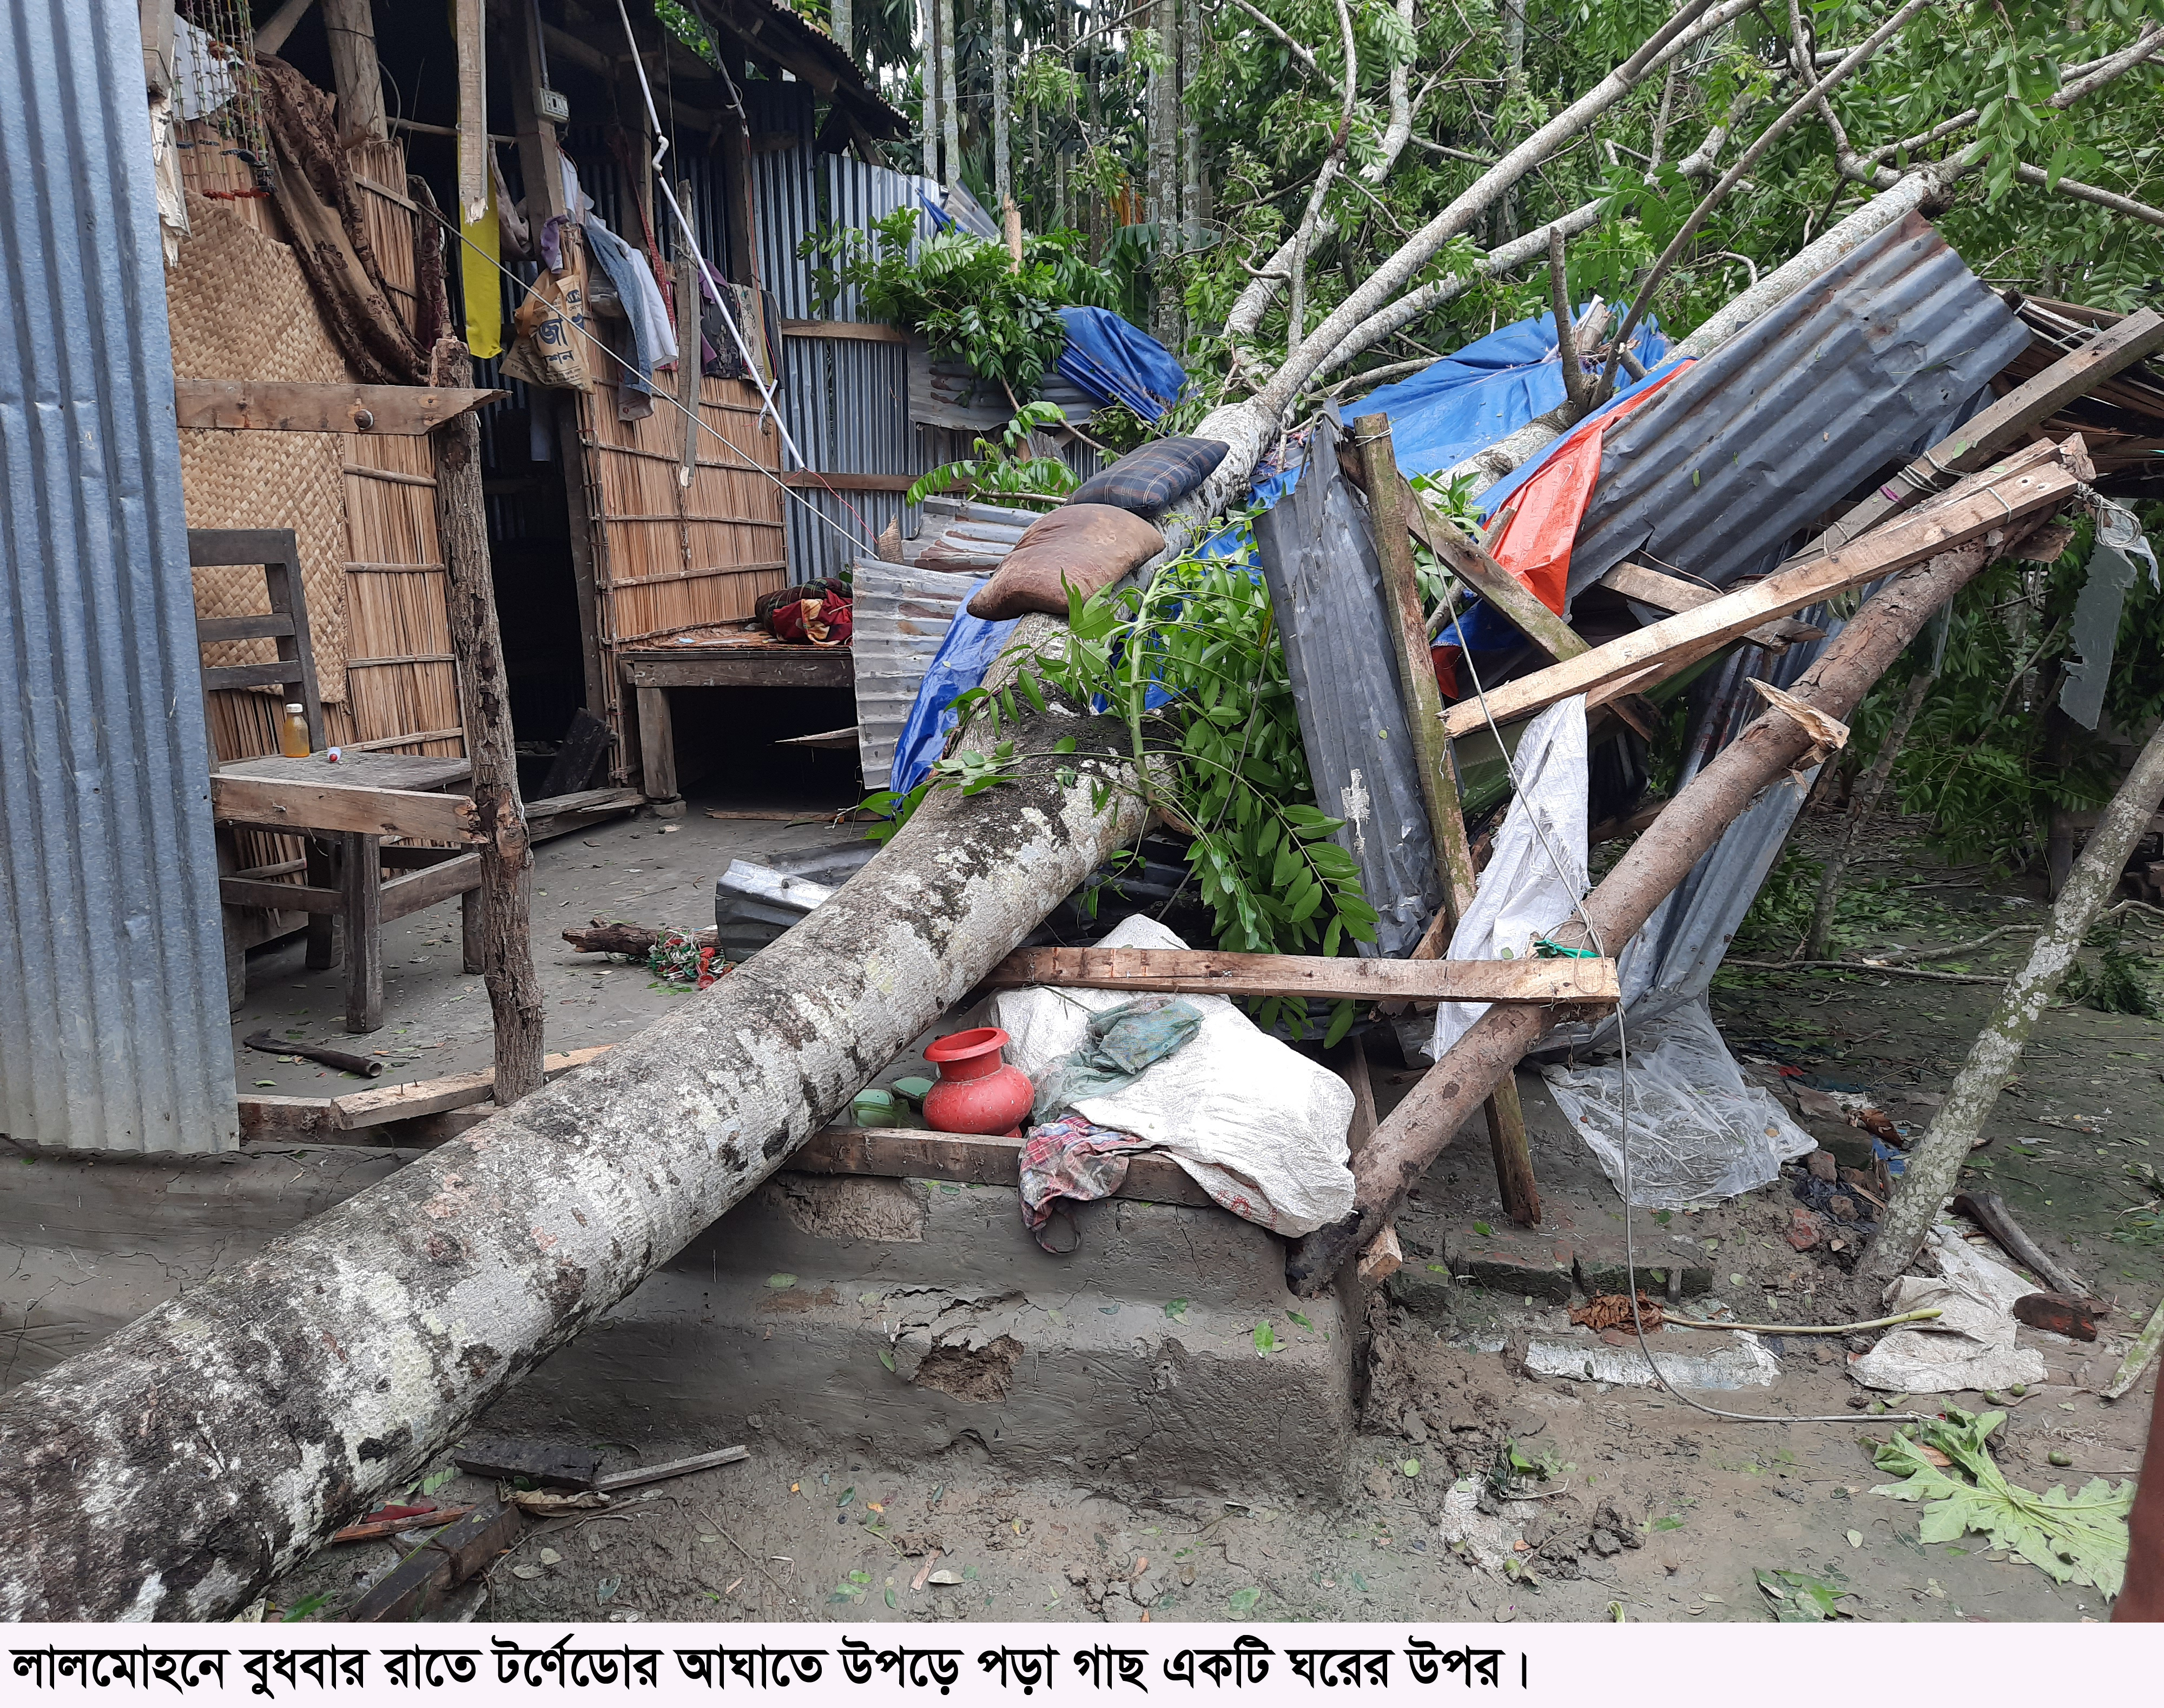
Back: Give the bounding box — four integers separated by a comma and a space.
965, 502, 1166, 621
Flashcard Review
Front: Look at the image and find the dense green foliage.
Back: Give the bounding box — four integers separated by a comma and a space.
905, 401, 1081, 507
803, 209, 1118, 392
863, 544, 1380, 1038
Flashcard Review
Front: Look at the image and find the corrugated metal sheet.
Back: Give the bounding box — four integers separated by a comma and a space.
849, 559, 985, 788
0, 0, 237, 1152
1253, 415, 1444, 958
1565, 212, 2030, 604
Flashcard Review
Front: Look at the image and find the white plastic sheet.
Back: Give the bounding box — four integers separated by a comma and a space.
1850, 1225, 2050, 1394
993, 915, 1356, 1236
1541, 1002, 1816, 1207
1430, 696, 1591, 1060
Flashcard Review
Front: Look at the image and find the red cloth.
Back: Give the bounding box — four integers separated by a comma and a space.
1432, 362, 1692, 697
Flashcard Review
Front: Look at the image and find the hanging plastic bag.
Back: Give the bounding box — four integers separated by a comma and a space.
1430, 694, 1590, 1060
500, 239, 592, 392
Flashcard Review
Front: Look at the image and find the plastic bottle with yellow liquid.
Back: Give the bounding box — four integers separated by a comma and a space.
279, 703, 312, 759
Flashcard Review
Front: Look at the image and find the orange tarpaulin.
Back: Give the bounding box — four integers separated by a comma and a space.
1433, 363, 1691, 698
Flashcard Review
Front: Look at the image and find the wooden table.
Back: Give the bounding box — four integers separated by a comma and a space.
618, 625, 854, 810
212, 751, 481, 1033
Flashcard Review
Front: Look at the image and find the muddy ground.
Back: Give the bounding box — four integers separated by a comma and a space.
265, 809, 2164, 1626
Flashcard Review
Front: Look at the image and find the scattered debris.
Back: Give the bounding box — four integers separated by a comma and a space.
1755, 1567, 1856, 1621
2013, 1292, 2099, 1342
348, 1500, 522, 1621
2103, 1292, 2164, 1401
1568, 1294, 1665, 1333
1954, 1189, 2101, 1309
1526, 1331, 1780, 1390
329, 1501, 471, 1544
594, 1446, 748, 1493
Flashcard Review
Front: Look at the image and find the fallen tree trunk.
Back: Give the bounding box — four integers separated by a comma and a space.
0, 697, 1143, 1620
1285, 499, 2064, 1297
1862, 714, 2164, 1282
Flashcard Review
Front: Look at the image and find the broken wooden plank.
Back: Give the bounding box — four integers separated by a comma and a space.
329, 1503, 474, 1544
1799, 307, 2164, 554
453, 1439, 602, 1490
1596, 560, 1824, 650
174, 380, 503, 434
775, 725, 861, 750
1439, 451, 2081, 740
210, 774, 483, 843
795, 1126, 1217, 1208
324, 1045, 612, 1130
593, 1446, 748, 1493
982, 945, 1620, 1006
1356, 1224, 1404, 1288
238, 1048, 613, 1138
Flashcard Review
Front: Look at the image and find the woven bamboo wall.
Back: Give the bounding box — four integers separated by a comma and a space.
573, 374, 787, 751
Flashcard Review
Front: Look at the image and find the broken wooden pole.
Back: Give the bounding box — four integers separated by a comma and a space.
433, 339, 546, 1106
1863, 711, 2164, 1282
1354, 414, 1541, 1228
0, 676, 1143, 1620
1285, 492, 2066, 1297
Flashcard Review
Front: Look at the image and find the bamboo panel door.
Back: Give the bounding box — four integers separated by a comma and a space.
573, 375, 788, 769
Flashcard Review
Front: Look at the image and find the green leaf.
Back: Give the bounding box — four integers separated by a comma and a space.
1052, 736, 1077, 755
878, 1348, 896, 1372
1754, 1568, 1850, 1621
1321, 998, 1355, 1050
839, 1488, 856, 1507
1473, 1221, 1494, 1239
1252, 1321, 1278, 1355
1226, 1586, 1263, 1616
1286, 1309, 1313, 1330
1165, 1298, 1190, 1322
766, 1273, 797, 1289
418, 1467, 457, 1497
1870, 1406, 2133, 1595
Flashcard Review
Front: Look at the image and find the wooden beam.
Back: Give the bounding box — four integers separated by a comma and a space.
781, 319, 910, 344
174, 382, 504, 435
1439, 449, 2082, 740
982, 945, 1619, 1005
1800, 307, 2164, 555
795, 1126, 1217, 1208
380, 852, 481, 922
210, 775, 483, 843
620, 652, 853, 690
1596, 561, 1825, 651
280, 1045, 617, 1132
1355, 413, 1542, 1229
778, 470, 923, 492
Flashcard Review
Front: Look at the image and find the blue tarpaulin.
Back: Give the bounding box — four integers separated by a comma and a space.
1347, 307, 1670, 484
890, 305, 1641, 793
1055, 307, 1190, 421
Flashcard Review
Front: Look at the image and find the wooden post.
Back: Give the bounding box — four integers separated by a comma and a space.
433, 341, 546, 1104
1353, 413, 1541, 1228
506, 0, 568, 227
340, 832, 383, 1033
676, 210, 701, 489
320, 0, 388, 143
635, 685, 683, 813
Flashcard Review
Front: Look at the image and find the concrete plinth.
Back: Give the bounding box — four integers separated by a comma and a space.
479, 1173, 1357, 1498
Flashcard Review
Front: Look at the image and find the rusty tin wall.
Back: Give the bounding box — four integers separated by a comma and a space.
0, 0, 239, 1151
1565, 213, 2030, 604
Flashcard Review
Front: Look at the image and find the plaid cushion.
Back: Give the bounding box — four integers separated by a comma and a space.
1070, 436, 1230, 515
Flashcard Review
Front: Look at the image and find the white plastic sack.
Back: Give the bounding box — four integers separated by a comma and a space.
1431, 696, 1591, 1060
992, 915, 1355, 1235
1850, 1225, 2050, 1394
1540, 1002, 1816, 1207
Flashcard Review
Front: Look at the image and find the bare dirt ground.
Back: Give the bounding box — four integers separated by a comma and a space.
268, 811, 2164, 1627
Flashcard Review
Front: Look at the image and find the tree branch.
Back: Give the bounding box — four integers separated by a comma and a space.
1217, 0, 1317, 75
1248, 0, 1754, 417
1363, 0, 1416, 184
1591, 0, 1936, 407
2014, 161, 2164, 227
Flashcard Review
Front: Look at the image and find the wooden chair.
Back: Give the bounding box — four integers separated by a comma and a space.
191, 528, 483, 1033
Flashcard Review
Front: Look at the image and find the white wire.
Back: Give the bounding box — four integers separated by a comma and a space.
614, 0, 814, 472
1448, 587, 1928, 1429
